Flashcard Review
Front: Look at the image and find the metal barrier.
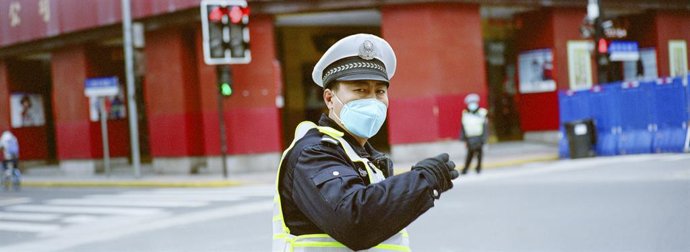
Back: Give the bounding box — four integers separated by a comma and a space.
558, 76, 689, 159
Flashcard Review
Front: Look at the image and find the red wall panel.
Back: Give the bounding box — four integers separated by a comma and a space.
224, 107, 281, 154
10, 127, 48, 159
654, 10, 690, 77
388, 97, 438, 144
144, 26, 204, 157
0, 62, 10, 130
516, 92, 559, 131
381, 3, 487, 144
52, 45, 98, 159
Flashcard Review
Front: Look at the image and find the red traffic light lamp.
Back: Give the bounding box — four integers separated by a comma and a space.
208, 5, 249, 24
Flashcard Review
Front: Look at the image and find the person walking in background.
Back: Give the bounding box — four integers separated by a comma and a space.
0, 130, 21, 191
460, 93, 488, 175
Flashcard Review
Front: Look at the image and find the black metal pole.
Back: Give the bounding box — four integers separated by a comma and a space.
593, 0, 609, 84
217, 65, 230, 178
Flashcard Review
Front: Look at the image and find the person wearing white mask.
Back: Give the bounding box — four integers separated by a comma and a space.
460, 93, 488, 175
273, 34, 459, 251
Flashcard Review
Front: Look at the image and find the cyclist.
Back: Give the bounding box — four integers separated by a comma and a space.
0, 130, 20, 191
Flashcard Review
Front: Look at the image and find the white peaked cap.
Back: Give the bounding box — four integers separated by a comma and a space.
465, 93, 480, 104
312, 33, 397, 87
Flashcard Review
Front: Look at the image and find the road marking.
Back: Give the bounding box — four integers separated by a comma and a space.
0, 221, 61, 233
0, 212, 60, 221
661, 155, 690, 162
85, 194, 245, 202
45, 198, 208, 208
0, 197, 31, 206
61, 215, 100, 224
1, 200, 272, 252
5, 205, 165, 216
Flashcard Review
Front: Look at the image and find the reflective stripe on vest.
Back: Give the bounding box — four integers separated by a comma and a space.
462, 108, 487, 138
272, 121, 410, 252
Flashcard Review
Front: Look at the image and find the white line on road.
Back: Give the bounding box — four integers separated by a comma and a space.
85, 194, 245, 202
0, 221, 61, 233
0, 212, 61, 222
5, 205, 166, 216
149, 186, 274, 197
660, 154, 690, 162
0, 200, 272, 252
45, 198, 208, 208
61, 215, 101, 224
0, 197, 31, 206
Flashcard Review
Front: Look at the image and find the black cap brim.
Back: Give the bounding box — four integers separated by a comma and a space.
336, 73, 389, 84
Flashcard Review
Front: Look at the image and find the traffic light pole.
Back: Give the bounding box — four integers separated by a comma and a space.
591, 0, 609, 84
122, 0, 141, 178
217, 65, 231, 178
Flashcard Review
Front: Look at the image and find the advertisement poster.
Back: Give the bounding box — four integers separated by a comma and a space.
567, 41, 593, 91
518, 49, 556, 93
669, 40, 688, 77
89, 87, 127, 122
10, 93, 45, 128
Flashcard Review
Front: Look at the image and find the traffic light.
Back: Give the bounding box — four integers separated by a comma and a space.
217, 65, 233, 97
201, 0, 251, 65
220, 82, 233, 96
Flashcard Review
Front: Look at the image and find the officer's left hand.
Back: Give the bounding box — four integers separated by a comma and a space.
411, 153, 458, 196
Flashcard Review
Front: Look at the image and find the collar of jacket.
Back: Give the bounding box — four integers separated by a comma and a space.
317, 113, 381, 159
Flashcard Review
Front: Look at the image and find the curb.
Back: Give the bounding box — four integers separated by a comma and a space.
482, 154, 559, 169
21, 180, 245, 188
19, 155, 560, 188
394, 154, 559, 175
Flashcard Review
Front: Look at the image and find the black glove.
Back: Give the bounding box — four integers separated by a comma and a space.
411, 153, 458, 199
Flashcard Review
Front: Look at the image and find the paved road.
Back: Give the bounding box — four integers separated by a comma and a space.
1, 153, 688, 252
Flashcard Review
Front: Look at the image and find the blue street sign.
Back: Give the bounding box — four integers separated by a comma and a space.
609, 40, 639, 61
84, 77, 120, 97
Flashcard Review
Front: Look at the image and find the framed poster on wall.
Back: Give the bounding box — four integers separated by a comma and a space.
567, 41, 593, 91
10, 93, 45, 128
518, 48, 556, 93
669, 40, 688, 77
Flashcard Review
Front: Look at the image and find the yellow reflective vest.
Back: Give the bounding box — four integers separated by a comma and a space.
462, 108, 488, 138
272, 121, 410, 252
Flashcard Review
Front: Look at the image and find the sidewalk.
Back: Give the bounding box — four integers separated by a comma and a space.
18, 141, 559, 188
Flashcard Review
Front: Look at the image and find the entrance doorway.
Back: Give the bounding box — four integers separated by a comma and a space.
481, 6, 527, 141
6, 56, 57, 164
275, 10, 391, 152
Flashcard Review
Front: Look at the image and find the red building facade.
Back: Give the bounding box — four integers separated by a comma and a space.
1, 0, 688, 174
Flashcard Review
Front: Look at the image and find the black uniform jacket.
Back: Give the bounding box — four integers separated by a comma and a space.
278, 114, 436, 250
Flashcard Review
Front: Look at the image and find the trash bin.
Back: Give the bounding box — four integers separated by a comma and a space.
564, 119, 597, 159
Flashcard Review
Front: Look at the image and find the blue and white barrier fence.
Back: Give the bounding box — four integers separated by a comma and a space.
558, 75, 690, 158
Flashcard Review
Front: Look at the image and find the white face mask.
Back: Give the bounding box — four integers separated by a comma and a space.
332, 93, 387, 139
468, 102, 479, 111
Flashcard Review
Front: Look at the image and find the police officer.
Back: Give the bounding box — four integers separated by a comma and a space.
273, 34, 459, 251
460, 93, 488, 175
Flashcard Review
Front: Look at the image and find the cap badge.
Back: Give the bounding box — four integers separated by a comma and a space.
358, 40, 376, 60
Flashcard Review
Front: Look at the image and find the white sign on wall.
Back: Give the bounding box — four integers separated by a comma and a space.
567, 41, 593, 91
669, 40, 688, 77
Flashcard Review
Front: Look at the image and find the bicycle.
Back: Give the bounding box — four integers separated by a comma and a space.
1, 159, 21, 192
